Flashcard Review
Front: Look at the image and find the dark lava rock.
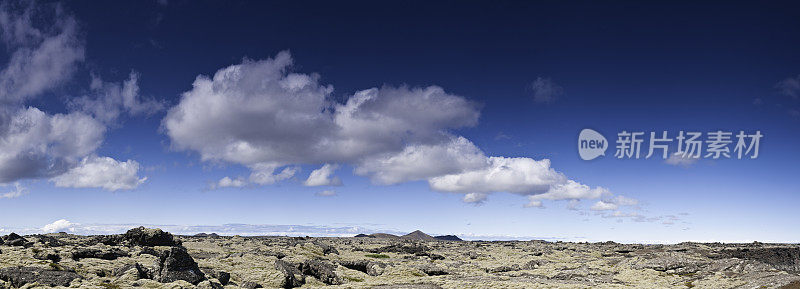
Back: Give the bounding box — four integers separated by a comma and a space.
419, 265, 448, 276
722, 247, 800, 272
2, 233, 28, 246
489, 265, 520, 273
301, 259, 341, 285
242, 281, 263, 289
34, 235, 64, 247
125, 227, 180, 247
434, 235, 463, 241
0, 266, 80, 287
139, 246, 159, 256
202, 268, 231, 285
88, 235, 124, 246
113, 263, 149, 279
339, 260, 387, 276
72, 248, 129, 260
313, 241, 339, 255
33, 251, 62, 263
274, 260, 304, 288
152, 247, 205, 284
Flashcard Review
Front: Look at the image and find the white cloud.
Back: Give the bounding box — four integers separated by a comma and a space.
776, 75, 800, 99
590, 200, 618, 211
0, 107, 106, 182
304, 163, 342, 186
0, 182, 25, 199
42, 219, 77, 233
665, 152, 699, 166
315, 190, 337, 197
163, 51, 480, 182
0, 2, 84, 104
248, 163, 298, 185
462, 192, 487, 204
162, 52, 620, 207
530, 77, 563, 103
51, 155, 146, 191
429, 157, 568, 195
216, 176, 246, 188
355, 136, 487, 185
69, 71, 164, 123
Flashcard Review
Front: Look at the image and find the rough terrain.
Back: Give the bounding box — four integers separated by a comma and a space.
1, 228, 799, 288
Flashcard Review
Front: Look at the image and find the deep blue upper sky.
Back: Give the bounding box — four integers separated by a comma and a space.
1, 0, 799, 242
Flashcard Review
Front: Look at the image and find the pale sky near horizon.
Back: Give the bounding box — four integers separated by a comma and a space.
1, 0, 800, 243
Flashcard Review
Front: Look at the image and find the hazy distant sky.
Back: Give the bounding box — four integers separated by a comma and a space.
1, 0, 799, 243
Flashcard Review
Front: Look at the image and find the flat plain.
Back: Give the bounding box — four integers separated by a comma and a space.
1, 228, 799, 288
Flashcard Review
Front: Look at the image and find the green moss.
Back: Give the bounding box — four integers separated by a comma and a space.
48, 263, 63, 271
99, 283, 122, 289
344, 276, 364, 282
365, 254, 389, 259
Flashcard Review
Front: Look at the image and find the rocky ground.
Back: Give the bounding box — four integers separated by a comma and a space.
1, 228, 800, 288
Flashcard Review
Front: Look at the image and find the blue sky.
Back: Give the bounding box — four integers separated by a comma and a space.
1, 0, 799, 243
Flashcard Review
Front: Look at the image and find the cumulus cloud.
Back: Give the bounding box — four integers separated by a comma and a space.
462, 192, 487, 204
530, 77, 563, 103
51, 155, 146, 191
665, 152, 699, 166
776, 75, 800, 99
0, 107, 105, 182
429, 157, 567, 195
163, 51, 479, 175
162, 51, 619, 206
69, 71, 165, 123
315, 190, 337, 197
304, 164, 342, 186
355, 136, 486, 185
42, 219, 77, 233
0, 182, 25, 199
215, 176, 246, 188
0, 1, 84, 104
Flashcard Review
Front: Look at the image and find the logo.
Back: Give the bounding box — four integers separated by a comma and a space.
578, 128, 608, 160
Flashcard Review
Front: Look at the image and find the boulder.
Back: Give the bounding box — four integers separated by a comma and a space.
312, 241, 339, 255
2, 233, 28, 246
201, 268, 230, 285
124, 227, 179, 247
274, 260, 304, 288
722, 247, 800, 272
152, 247, 205, 284
0, 266, 80, 287
113, 263, 149, 279
72, 248, 129, 260
339, 260, 387, 276
242, 281, 263, 289
33, 251, 61, 263
301, 259, 341, 285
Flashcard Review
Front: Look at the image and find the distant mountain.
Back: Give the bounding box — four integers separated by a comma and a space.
434, 235, 463, 241
401, 230, 438, 241
369, 233, 400, 239
353, 234, 372, 238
